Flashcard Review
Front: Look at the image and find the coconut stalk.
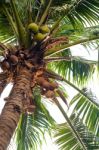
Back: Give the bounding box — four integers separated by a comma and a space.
10, 0, 26, 47
45, 35, 99, 57
0, 42, 9, 51
56, 89, 69, 108
27, 1, 33, 24
35, 3, 43, 23
53, 97, 87, 150
2, 5, 18, 38
44, 56, 71, 63
39, 0, 52, 26
44, 56, 97, 65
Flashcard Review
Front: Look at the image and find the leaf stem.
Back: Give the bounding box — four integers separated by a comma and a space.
10, 0, 26, 47
44, 56, 98, 64
54, 97, 87, 150
45, 35, 99, 57
2, 5, 18, 38
39, 0, 52, 26
56, 89, 69, 108
44, 56, 71, 62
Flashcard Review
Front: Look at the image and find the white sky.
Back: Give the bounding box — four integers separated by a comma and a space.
0, 44, 99, 150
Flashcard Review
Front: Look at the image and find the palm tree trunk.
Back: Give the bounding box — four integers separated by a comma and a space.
0, 68, 32, 150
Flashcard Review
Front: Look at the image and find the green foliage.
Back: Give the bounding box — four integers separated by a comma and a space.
52, 0, 69, 6
33, 86, 55, 126
54, 113, 99, 150
0, 0, 99, 149
67, 0, 99, 26
50, 0, 99, 26
14, 0, 35, 23
0, 14, 14, 42
70, 88, 99, 136
56, 20, 82, 37
15, 86, 55, 150
0, 0, 99, 45
48, 50, 94, 85
16, 114, 42, 150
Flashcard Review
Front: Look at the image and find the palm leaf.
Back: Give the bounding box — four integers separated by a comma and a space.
47, 50, 94, 85
50, 0, 99, 26
14, 0, 34, 23
0, 14, 14, 43
54, 113, 99, 150
70, 88, 99, 136
15, 86, 55, 150
67, 0, 99, 26
16, 114, 42, 150
16, 112, 54, 150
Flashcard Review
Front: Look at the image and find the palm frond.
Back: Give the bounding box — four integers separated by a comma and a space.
55, 19, 83, 37
16, 114, 42, 150
32, 86, 55, 127
54, 97, 87, 150
54, 113, 99, 150
39, 0, 52, 26
50, 0, 99, 26
67, 0, 99, 26
16, 112, 53, 150
0, 13, 14, 43
14, 0, 34, 23
47, 50, 95, 85
70, 88, 99, 136
15, 86, 55, 150
45, 56, 98, 65
52, 0, 70, 6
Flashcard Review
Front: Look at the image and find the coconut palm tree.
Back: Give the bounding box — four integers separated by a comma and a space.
0, 0, 99, 150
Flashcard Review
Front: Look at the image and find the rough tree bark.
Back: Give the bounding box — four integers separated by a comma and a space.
0, 68, 32, 150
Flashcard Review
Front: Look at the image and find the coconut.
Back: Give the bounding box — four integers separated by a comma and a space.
45, 90, 54, 98
36, 77, 45, 84
40, 25, 50, 34
51, 82, 58, 89
28, 23, 39, 33
42, 81, 51, 89
10, 55, 18, 64
37, 77, 57, 90
34, 33, 46, 42
1, 61, 10, 70
37, 77, 50, 88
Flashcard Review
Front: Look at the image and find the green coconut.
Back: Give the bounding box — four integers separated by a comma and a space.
40, 25, 50, 34
28, 23, 39, 33
34, 33, 46, 42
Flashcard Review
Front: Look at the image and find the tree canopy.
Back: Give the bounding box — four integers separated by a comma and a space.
0, 0, 99, 150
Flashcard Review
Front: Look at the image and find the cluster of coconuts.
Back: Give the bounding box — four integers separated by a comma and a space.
36, 76, 58, 98
28, 23, 50, 42
1, 54, 19, 70
1, 50, 27, 71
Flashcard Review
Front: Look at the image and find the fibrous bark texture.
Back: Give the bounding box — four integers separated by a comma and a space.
0, 68, 32, 150
0, 72, 8, 95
